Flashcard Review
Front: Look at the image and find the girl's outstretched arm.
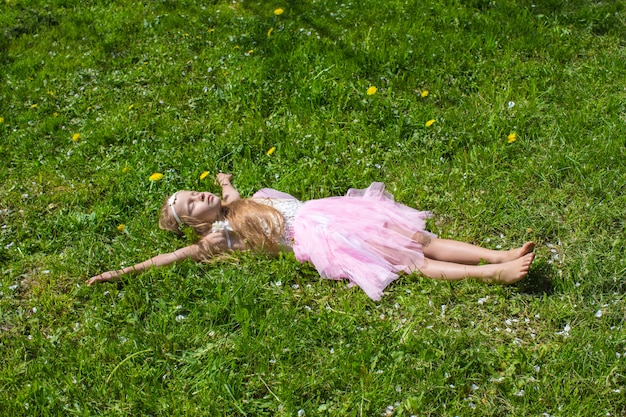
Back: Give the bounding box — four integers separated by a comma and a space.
217, 172, 241, 204
85, 245, 200, 285
86, 231, 234, 285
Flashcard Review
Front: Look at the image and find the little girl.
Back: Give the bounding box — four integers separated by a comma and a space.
87, 173, 535, 300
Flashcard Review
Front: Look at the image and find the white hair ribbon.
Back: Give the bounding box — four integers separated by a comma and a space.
168, 192, 182, 227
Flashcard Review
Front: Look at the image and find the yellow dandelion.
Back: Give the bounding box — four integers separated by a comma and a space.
128, 104, 135, 110
507, 133, 517, 143
268, 27, 274, 37
208, 28, 215, 33
0, 117, 4, 123
149, 172, 164, 181
30, 103, 38, 109
53, 112, 59, 117
199, 171, 210, 180
247, 49, 254, 54
122, 167, 130, 174
266, 146, 276, 156
421, 90, 429, 98
116, 224, 126, 232
274, 8, 284, 15
72, 133, 81, 142
425, 119, 435, 127
366, 86, 377, 96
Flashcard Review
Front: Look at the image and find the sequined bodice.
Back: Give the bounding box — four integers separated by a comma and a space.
253, 198, 303, 249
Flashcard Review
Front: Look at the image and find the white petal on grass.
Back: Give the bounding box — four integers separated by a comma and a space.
556, 323, 571, 337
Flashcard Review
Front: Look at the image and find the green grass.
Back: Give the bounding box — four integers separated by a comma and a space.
1, 0, 625, 415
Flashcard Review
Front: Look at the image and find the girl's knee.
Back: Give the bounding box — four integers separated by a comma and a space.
411, 231, 432, 246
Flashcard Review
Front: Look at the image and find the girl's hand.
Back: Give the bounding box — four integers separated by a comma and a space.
216, 173, 233, 187
85, 270, 121, 286
216, 173, 241, 203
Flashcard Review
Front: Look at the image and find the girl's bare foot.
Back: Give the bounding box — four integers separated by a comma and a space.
484, 252, 535, 284
494, 242, 535, 263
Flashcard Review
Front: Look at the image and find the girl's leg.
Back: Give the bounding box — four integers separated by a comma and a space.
414, 253, 535, 284
419, 236, 534, 265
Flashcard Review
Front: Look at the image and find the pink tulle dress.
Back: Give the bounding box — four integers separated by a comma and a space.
253, 183, 435, 300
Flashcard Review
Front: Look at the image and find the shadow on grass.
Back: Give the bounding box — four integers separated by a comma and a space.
515, 259, 555, 296
240, 0, 371, 72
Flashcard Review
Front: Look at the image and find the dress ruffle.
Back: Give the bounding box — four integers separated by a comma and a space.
292, 182, 434, 300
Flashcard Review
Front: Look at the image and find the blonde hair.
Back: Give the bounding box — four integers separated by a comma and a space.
159, 196, 284, 255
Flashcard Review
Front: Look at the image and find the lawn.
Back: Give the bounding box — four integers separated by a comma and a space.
1, 0, 625, 415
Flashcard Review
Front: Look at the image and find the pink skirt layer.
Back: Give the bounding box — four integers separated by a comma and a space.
292, 182, 434, 300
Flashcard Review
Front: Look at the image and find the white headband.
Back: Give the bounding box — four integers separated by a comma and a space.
168, 192, 183, 227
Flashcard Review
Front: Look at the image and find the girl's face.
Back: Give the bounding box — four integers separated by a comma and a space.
173, 191, 222, 224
